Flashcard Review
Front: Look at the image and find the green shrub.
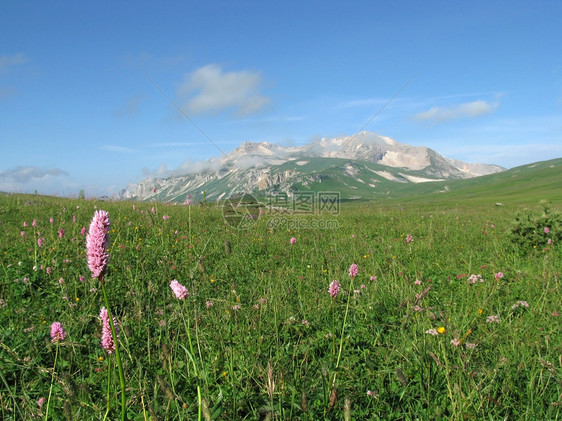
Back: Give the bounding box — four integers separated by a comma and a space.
510, 201, 561, 253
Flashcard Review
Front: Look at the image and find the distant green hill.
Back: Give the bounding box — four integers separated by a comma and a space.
371, 157, 562, 208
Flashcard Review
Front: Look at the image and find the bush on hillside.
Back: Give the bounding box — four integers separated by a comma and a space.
510, 200, 561, 253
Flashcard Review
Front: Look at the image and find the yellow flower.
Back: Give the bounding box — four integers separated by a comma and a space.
221, 371, 227, 377
75, 297, 79, 302
437, 327, 446, 334
98, 356, 104, 361
477, 309, 483, 315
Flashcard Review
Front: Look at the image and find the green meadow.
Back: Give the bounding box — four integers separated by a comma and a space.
0, 163, 561, 420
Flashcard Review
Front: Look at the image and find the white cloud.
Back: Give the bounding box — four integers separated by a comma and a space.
0, 53, 29, 72
178, 64, 269, 116
415, 100, 498, 123
0, 166, 70, 194
113, 95, 145, 117
0, 166, 68, 183
142, 158, 224, 179
338, 97, 387, 109
101, 145, 138, 153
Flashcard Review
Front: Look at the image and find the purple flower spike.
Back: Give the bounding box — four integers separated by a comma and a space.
349, 263, 358, 277
329, 280, 341, 299
99, 307, 117, 354
86, 210, 110, 279
50, 322, 66, 343
170, 279, 189, 300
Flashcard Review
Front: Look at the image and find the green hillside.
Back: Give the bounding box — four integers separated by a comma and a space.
257, 157, 562, 209
382, 158, 562, 208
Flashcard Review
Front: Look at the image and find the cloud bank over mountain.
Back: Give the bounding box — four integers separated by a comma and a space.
415, 100, 499, 123
178, 64, 269, 116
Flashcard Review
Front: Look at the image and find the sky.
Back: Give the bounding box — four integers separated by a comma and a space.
1, 1, 561, 197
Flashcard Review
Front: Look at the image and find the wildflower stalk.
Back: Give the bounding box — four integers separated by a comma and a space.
331, 301, 336, 360
101, 278, 127, 421
44, 343, 59, 421
331, 277, 353, 390
103, 355, 112, 421
87, 210, 127, 421
181, 311, 202, 421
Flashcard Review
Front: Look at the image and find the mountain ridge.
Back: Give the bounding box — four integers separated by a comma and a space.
117, 132, 505, 202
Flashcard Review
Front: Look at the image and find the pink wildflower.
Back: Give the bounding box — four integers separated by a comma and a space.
49, 217, 54, 224
58, 228, 65, 238
151, 207, 156, 215
21, 231, 25, 237
450, 338, 460, 347
425, 328, 438, 336
511, 300, 529, 309
170, 279, 189, 300
349, 263, 358, 277
23, 221, 28, 227
486, 315, 500, 324
99, 307, 117, 354
465, 342, 477, 349
206, 301, 214, 308
548, 238, 552, 245
328, 280, 341, 299
468, 274, 484, 284
37, 238, 44, 247
80, 227, 86, 236
37, 397, 46, 409
370, 275, 377, 281
290, 237, 297, 245
32, 219, 37, 227
544, 227, 550, 234
406, 234, 413, 244
494, 272, 504, 280
414, 279, 422, 285
86, 210, 110, 279
50, 321, 66, 343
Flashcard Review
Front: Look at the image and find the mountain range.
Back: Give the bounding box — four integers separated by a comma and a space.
116, 131, 505, 203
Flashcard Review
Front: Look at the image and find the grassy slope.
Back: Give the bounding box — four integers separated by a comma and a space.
266, 157, 562, 208
367, 158, 562, 208
0, 173, 561, 419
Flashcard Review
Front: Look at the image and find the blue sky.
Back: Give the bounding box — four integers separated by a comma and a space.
1, 1, 561, 196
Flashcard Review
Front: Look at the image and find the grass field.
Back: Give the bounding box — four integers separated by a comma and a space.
0, 184, 561, 419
